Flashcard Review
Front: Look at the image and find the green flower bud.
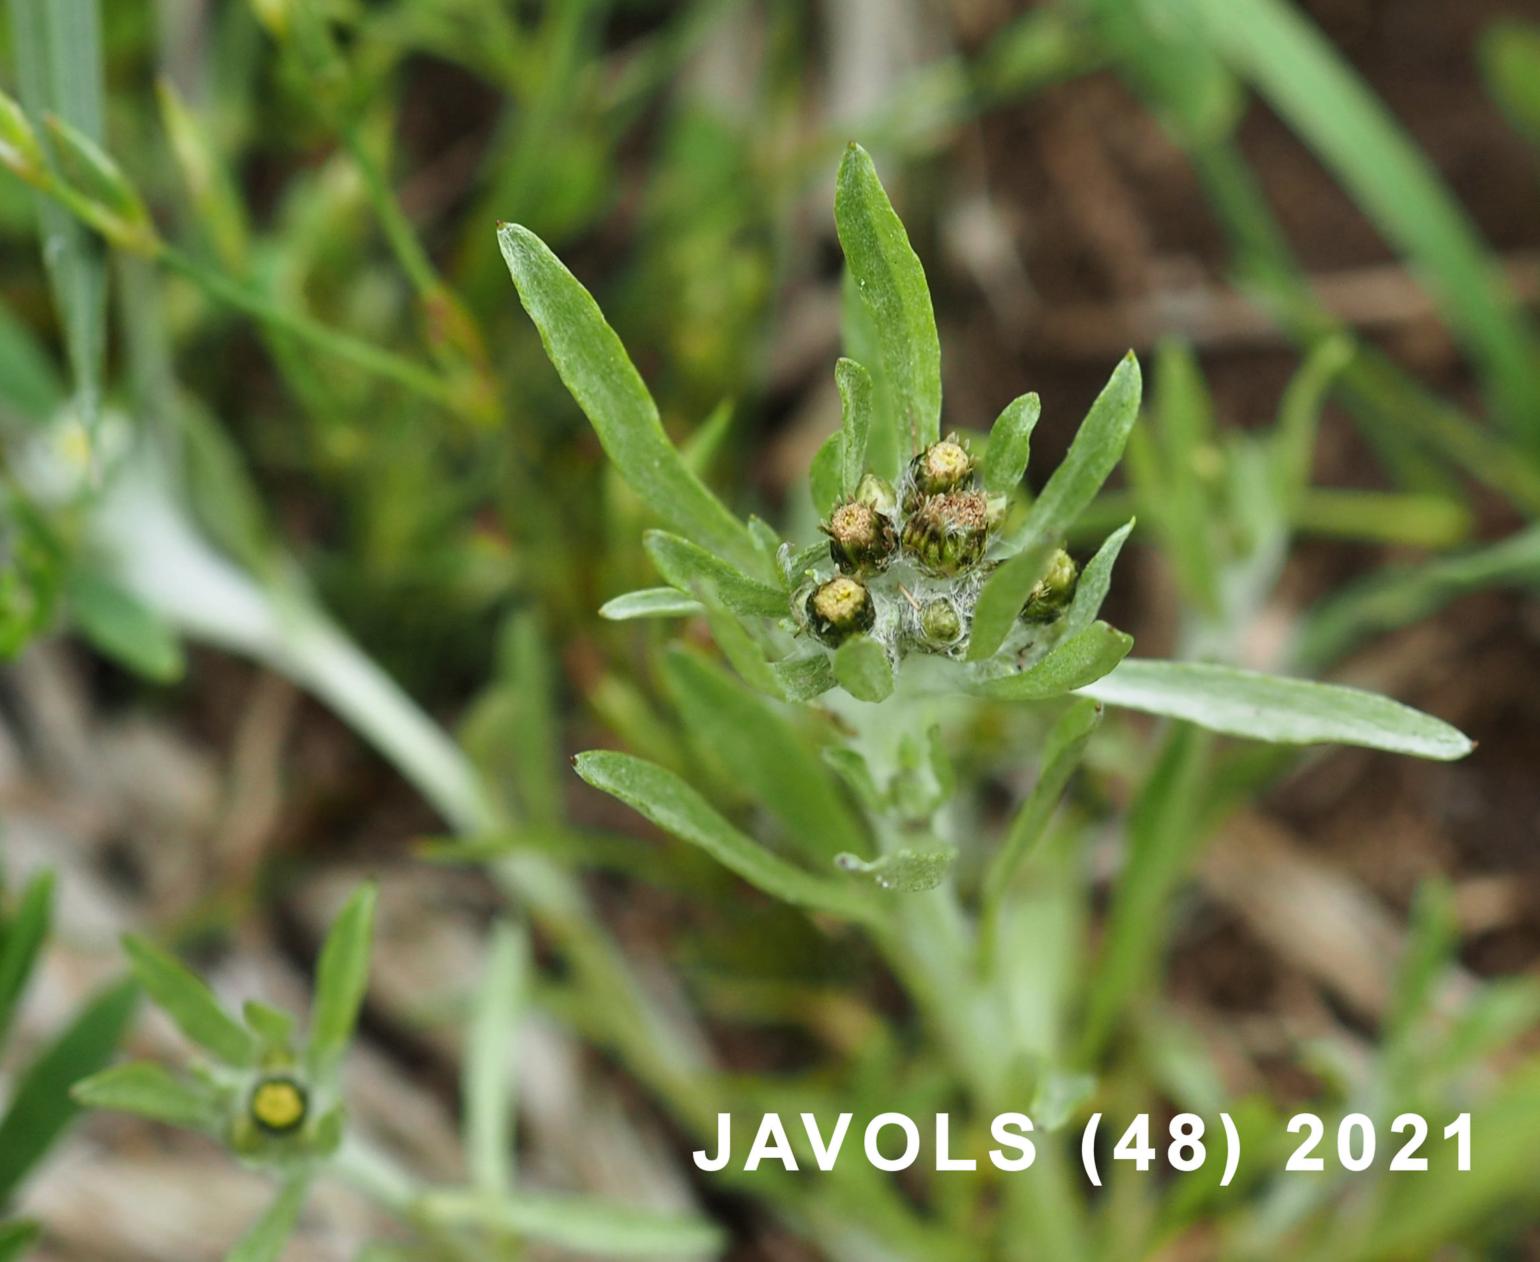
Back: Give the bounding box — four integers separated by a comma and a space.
918, 598, 963, 648
904, 433, 975, 510
806, 576, 876, 645
1021, 548, 1079, 624
248, 1074, 309, 1136
854, 472, 897, 516
900, 491, 990, 576
822, 499, 897, 575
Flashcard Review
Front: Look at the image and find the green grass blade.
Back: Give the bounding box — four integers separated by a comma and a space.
226, 1176, 311, 1262
306, 883, 377, 1077
1191, 0, 1540, 439
1481, 21, 1540, 152
464, 920, 526, 1195
1079, 659, 1473, 760
497, 223, 757, 570
0, 870, 53, 1046
835, 143, 941, 451
0, 979, 136, 1201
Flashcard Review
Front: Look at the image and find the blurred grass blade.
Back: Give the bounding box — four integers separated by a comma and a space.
227, 1176, 311, 1262
1190, 0, 1540, 439
155, 76, 249, 269
0, 1221, 39, 1262
243, 1000, 295, 1050
1272, 335, 1352, 507
835, 143, 941, 451
421, 1188, 725, 1259
1062, 520, 1135, 637
306, 883, 377, 1076
1079, 659, 1473, 760
664, 648, 869, 862
573, 752, 875, 921
982, 392, 1041, 493
832, 635, 893, 703
498, 223, 757, 569
970, 622, 1132, 701
643, 531, 786, 620
0, 980, 137, 1200
976, 354, 1141, 657
0, 870, 52, 1045
7, 0, 108, 429
124, 934, 256, 1066
66, 570, 185, 682
0, 298, 64, 419
1481, 21, 1540, 151
600, 588, 705, 620
835, 357, 874, 496
465, 920, 526, 1196
70, 1060, 222, 1131
1150, 339, 1220, 612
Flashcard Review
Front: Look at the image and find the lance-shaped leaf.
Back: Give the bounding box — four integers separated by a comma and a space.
832, 635, 893, 703
67, 570, 185, 682
124, 935, 256, 1067
835, 144, 941, 450
1078, 659, 1473, 760
599, 588, 705, 621
306, 883, 377, 1075
1061, 519, 1135, 637
810, 432, 842, 516
644, 531, 786, 621
836, 357, 875, 495
982, 392, 1041, 492
227, 1175, 311, 1262
498, 223, 757, 569
70, 1059, 223, 1131
973, 354, 1141, 657
573, 752, 875, 921
664, 648, 869, 862
970, 622, 1133, 701
0, 980, 137, 1200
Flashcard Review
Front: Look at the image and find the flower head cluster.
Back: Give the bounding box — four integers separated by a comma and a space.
799, 434, 1078, 661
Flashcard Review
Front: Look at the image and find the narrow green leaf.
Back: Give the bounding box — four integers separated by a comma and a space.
835, 357, 874, 495
976, 354, 1141, 657
0, 1220, 38, 1262
682, 400, 736, 479
0, 980, 136, 1199
1079, 659, 1474, 760
982, 392, 1041, 493
497, 223, 756, 567
599, 588, 704, 621
465, 921, 526, 1196
810, 431, 842, 517
1062, 519, 1135, 637
573, 752, 874, 920
242, 1000, 295, 1051
155, 77, 248, 270
836, 846, 955, 893
67, 570, 185, 682
832, 635, 893, 703
835, 143, 941, 450
644, 531, 786, 621
971, 622, 1132, 701
1151, 339, 1220, 611
967, 541, 1055, 662
227, 1176, 310, 1262
1272, 334, 1352, 507
1482, 21, 1540, 151
41, 113, 153, 246
499, 612, 561, 828
306, 883, 377, 1076
123, 935, 256, 1066
421, 1188, 724, 1259
0, 871, 52, 1046
70, 1059, 222, 1132
664, 648, 868, 862
0, 298, 63, 420
700, 602, 783, 700
8, 0, 108, 430
983, 698, 1102, 903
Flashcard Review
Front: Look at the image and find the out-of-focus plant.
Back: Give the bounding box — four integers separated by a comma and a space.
0, 870, 137, 1257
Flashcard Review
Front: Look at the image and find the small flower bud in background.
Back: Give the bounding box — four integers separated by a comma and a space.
918, 597, 963, 648
806, 576, 876, 645
901, 491, 991, 576
823, 498, 897, 575
1021, 548, 1079, 624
